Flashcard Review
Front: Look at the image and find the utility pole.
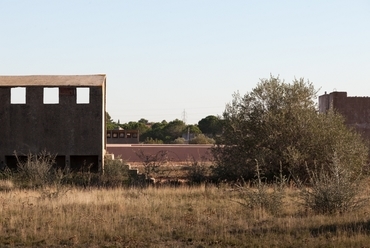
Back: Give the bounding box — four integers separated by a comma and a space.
181, 109, 187, 124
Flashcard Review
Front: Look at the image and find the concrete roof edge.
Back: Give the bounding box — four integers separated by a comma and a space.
0, 74, 106, 86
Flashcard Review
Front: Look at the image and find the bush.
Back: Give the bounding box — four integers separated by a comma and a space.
212, 76, 368, 182
144, 137, 164, 144
100, 157, 129, 187
235, 161, 284, 216
186, 158, 211, 184
189, 134, 215, 144
296, 154, 367, 215
15, 151, 56, 188
172, 137, 186, 144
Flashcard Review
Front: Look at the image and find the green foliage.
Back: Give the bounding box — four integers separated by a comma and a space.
163, 119, 186, 142
189, 134, 215, 144
141, 121, 167, 143
100, 157, 129, 188
120, 120, 150, 138
212, 75, 368, 182
172, 137, 187, 144
185, 124, 202, 135
144, 137, 164, 144
106, 111, 119, 130
198, 115, 223, 136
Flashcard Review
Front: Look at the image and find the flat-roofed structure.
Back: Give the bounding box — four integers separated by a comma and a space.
107, 129, 139, 144
0, 75, 106, 171
319, 91, 370, 140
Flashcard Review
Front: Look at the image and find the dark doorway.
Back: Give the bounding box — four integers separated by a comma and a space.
70, 155, 99, 172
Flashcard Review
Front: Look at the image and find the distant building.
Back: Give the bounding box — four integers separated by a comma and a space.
0, 75, 106, 171
107, 128, 139, 144
319, 91, 370, 140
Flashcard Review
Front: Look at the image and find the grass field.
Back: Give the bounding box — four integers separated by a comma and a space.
1, 181, 370, 247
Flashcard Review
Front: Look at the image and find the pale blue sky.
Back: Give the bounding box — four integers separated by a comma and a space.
1, 1, 369, 124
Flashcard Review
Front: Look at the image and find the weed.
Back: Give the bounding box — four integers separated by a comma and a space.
235, 160, 284, 216
15, 150, 56, 188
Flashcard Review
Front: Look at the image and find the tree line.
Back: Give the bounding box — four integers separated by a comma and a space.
106, 113, 223, 144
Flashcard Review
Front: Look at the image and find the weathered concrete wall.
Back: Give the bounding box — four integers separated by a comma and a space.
106, 144, 213, 163
0, 75, 106, 171
319, 91, 370, 140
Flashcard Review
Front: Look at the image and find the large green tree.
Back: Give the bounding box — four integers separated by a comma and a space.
198, 115, 223, 137
163, 119, 186, 143
212, 76, 368, 181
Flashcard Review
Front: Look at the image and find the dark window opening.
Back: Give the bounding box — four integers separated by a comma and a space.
119, 132, 125, 138
70, 155, 99, 172
5, 155, 27, 170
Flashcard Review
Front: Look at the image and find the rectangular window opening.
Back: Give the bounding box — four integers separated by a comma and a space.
43, 87, 59, 104
77, 87, 90, 104
11, 87, 26, 104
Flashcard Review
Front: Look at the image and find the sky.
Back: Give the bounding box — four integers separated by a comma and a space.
1, 1, 369, 124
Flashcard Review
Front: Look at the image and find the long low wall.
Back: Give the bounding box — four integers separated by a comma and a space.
106, 144, 213, 163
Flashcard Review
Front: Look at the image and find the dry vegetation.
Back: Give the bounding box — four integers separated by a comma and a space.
1, 181, 370, 247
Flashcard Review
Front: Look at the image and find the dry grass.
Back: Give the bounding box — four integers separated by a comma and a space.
1, 182, 370, 247
0, 180, 14, 191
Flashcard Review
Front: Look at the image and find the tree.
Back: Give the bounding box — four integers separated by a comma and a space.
140, 121, 167, 142
212, 75, 368, 182
106, 112, 118, 130
120, 120, 150, 140
163, 119, 186, 143
186, 124, 202, 135
198, 115, 223, 136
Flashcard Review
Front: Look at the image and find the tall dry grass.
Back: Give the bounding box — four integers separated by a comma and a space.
1, 182, 370, 247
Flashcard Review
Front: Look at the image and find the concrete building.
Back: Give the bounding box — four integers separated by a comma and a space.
0, 75, 106, 171
319, 91, 370, 140
107, 128, 139, 144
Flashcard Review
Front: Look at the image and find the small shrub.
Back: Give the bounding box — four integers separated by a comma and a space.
235, 160, 284, 215
186, 158, 211, 184
144, 137, 164, 144
15, 151, 56, 188
0, 166, 13, 180
297, 154, 367, 215
189, 134, 215, 144
135, 150, 168, 180
172, 137, 186, 144
101, 157, 129, 187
